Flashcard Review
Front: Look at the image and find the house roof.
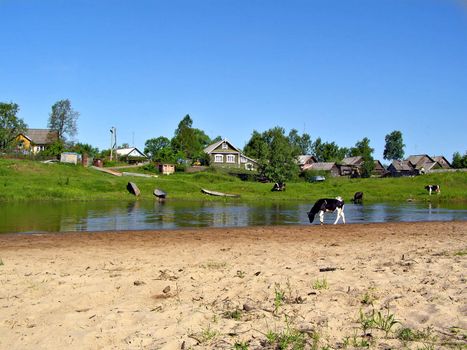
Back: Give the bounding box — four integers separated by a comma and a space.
432, 156, 451, 168
406, 154, 436, 169
203, 139, 241, 154
21, 129, 58, 145
390, 160, 414, 171
341, 156, 363, 166
302, 162, 337, 171
115, 147, 147, 158
297, 155, 317, 166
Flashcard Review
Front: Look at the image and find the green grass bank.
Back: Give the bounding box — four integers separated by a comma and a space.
1, 158, 466, 203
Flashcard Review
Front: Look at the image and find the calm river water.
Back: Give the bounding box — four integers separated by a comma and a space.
0, 200, 466, 234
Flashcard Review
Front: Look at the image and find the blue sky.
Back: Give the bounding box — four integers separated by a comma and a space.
1, 0, 466, 162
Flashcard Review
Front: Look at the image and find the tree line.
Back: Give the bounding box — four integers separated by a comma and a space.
1, 101, 466, 178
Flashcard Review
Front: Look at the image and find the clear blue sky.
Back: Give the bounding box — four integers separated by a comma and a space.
2, 0, 466, 162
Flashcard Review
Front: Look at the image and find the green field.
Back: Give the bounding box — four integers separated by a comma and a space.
0, 158, 466, 203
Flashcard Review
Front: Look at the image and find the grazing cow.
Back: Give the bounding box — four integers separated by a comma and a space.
307, 196, 345, 225
271, 182, 286, 192
351, 191, 364, 204
425, 185, 440, 195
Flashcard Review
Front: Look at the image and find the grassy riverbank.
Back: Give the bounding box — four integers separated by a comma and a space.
1, 158, 466, 203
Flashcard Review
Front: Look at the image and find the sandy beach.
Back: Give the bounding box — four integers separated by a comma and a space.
0, 221, 465, 349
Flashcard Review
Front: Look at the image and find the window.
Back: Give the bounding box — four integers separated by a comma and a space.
214, 154, 223, 163
221, 142, 228, 150
240, 156, 246, 163
226, 155, 235, 163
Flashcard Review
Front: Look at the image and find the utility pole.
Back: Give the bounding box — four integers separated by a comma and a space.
110, 127, 116, 161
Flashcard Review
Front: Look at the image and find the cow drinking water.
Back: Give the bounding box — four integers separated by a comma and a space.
425, 185, 440, 195
307, 196, 345, 225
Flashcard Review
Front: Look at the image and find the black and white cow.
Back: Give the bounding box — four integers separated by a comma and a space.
425, 185, 441, 195
307, 196, 345, 225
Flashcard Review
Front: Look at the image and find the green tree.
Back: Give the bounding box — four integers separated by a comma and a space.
144, 136, 177, 162
383, 130, 405, 161
0, 102, 27, 151
244, 127, 299, 183
452, 151, 467, 168
311, 137, 348, 162
350, 137, 375, 177
287, 129, 312, 155
171, 114, 211, 161
48, 99, 79, 142
71, 143, 99, 157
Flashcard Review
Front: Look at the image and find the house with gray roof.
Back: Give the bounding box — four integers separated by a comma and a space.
16, 129, 58, 154
204, 139, 258, 170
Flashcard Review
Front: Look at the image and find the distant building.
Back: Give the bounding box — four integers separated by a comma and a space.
387, 160, 416, 177
16, 129, 58, 154
115, 147, 148, 164
204, 139, 258, 171
297, 155, 318, 171
372, 160, 387, 177
302, 162, 340, 177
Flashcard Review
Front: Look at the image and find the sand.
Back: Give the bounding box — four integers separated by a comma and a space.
0, 222, 466, 349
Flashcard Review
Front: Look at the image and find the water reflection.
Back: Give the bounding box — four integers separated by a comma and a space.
0, 200, 466, 234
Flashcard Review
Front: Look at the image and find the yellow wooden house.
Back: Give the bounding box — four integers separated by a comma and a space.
16, 129, 58, 154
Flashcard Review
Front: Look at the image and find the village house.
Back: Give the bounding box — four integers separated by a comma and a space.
302, 162, 340, 177
16, 129, 58, 154
340, 156, 364, 177
373, 160, 387, 177
387, 160, 416, 177
115, 147, 148, 164
203, 139, 258, 171
297, 155, 318, 171
387, 154, 452, 176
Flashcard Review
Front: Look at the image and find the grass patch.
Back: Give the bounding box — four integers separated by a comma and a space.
1, 158, 467, 202
312, 277, 329, 290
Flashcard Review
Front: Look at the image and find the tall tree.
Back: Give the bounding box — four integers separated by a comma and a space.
244, 127, 299, 183
311, 137, 348, 162
287, 129, 312, 155
145, 136, 172, 162
0, 102, 27, 151
452, 151, 467, 169
350, 137, 375, 177
171, 114, 212, 161
383, 130, 405, 161
48, 99, 79, 142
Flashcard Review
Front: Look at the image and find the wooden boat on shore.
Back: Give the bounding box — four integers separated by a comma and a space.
153, 188, 167, 199
201, 188, 240, 198
127, 182, 141, 196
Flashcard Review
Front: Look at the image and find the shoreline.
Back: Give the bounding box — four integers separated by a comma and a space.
1, 221, 466, 349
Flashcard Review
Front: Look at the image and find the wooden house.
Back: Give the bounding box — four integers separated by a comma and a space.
302, 162, 340, 177
387, 160, 416, 177
432, 156, 452, 169
297, 155, 318, 171
372, 160, 387, 177
16, 129, 58, 154
204, 139, 258, 170
115, 147, 148, 164
340, 156, 364, 176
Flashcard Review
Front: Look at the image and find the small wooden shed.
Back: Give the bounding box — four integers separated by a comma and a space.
158, 163, 175, 175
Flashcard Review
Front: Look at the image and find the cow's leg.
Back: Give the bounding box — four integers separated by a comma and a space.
341, 208, 346, 224
334, 208, 342, 224
319, 210, 325, 225
429, 188, 432, 195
